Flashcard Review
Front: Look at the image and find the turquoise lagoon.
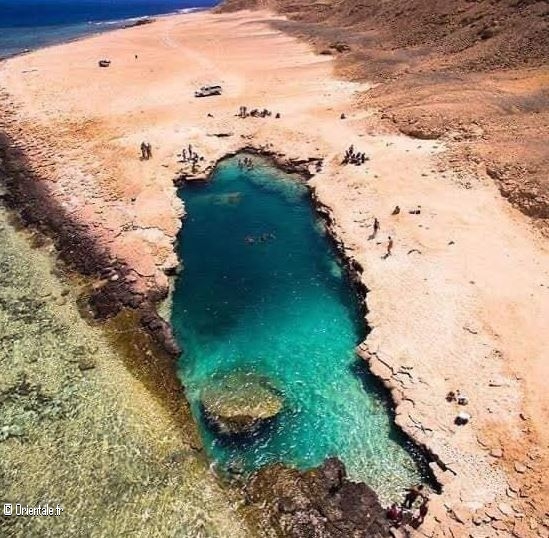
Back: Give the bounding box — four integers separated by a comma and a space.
171, 155, 426, 501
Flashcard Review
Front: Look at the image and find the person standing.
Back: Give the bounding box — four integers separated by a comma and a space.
146, 143, 152, 160
140, 141, 147, 160
386, 236, 394, 257
387, 503, 403, 526
373, 217, 380, 238
403, 484, 424, 508
412, 497, 429, 527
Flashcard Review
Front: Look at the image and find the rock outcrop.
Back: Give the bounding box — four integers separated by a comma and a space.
245, 457, 390, 538
201, 372, 283, 435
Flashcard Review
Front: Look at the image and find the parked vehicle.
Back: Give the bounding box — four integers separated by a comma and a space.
98, 59, 111, 68
194, 85, 222, 98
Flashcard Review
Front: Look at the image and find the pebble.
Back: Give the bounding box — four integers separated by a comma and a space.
514, 462, 527, 474
506, 487, 517, 498
472, 513, 483, 526
490, 447, 503, 458
485, 507, 502, 521
450, 506, 469, 524
498, 502, 513, 517
508, 481, 520, 493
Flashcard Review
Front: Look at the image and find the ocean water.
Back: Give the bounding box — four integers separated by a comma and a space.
0, 0, 218, 58
171, 156, 426, 502
0, 203, 254, 537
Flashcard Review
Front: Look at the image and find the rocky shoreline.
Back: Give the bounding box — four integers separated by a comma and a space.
176, 148, 441, 505
0, 133, 202, 450
0, 131, 180, 357
1, 132, 397, 535
0, 195, 257, 536
176, 144, 542, 536
244, 458, 391, 538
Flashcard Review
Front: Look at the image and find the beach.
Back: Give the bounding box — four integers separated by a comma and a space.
1, 8, 548, 537
0, 0, 217, 59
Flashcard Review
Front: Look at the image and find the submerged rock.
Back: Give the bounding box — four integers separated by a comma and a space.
245, 457, 390, 538
201, 372, 282, 435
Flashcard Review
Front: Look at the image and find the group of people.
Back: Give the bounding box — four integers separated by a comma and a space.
140, 141, 153, 160
180, 144, 205, 173
387, 484, 429, 529
342, 145, 368, 166
237, 106, 280, 119
238, 156, 255, 171
447, 389, 471, 425
244, 232, 276, 244
369, 217, 394, 258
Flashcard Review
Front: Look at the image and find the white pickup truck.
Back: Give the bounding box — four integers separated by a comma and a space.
194, 85, 222, 98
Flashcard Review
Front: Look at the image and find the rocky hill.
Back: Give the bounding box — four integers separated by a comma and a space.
219, 0, 548, 71
219, 0, 549, 227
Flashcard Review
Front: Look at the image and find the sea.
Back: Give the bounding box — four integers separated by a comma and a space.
0, 0, 219, 59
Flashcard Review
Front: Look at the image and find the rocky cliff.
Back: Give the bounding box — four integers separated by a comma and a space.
219, 0, 548, 70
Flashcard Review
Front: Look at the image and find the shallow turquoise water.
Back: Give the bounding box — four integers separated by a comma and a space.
172, 156, 424, 501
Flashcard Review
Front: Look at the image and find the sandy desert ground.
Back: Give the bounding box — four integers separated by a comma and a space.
0, 9, 548, 537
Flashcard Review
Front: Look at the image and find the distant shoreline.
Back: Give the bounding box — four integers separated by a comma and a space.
0, 6, 210, 61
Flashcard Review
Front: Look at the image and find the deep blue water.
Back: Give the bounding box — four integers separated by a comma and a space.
0, 0, 218, 58
171, 156, 425, 502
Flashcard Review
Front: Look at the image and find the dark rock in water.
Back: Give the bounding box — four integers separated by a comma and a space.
201, 372, 283, 436
245, 458, 390, 538
123, 17, 155, 29
78, 357, 96, 371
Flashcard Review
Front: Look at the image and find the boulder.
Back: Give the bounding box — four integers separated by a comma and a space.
245, 457, 390, 538
201, 372, 282, 435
